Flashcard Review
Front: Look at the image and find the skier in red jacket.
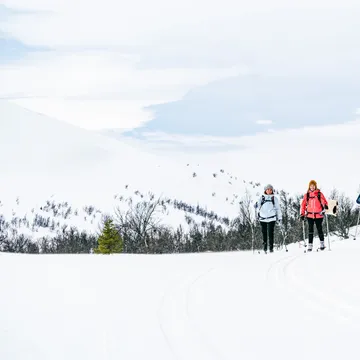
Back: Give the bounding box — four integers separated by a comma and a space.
300, 180, 328, 251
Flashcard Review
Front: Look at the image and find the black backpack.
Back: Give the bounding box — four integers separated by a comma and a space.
260, 195, 275, 208
257, 195, 276, 220
306, 191, 324, 210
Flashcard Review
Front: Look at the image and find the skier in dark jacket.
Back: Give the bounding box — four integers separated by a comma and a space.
255, 184, 282, 253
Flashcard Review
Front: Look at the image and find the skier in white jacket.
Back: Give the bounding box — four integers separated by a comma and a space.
254, 184, 282, 253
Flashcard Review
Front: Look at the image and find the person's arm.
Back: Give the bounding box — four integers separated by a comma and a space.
321, 192, 328, 209
254, 196, 261, 209
300, 193, 307, 217
275, 196, 282, 221
254, 196, 261, 221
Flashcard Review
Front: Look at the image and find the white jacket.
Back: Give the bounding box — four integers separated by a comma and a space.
255, 194, 282, 223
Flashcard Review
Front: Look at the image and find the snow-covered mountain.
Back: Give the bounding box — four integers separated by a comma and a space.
1, 99, 359, 239
1, 227, 360, 359
0, 99, 169, 178
0, 100, 255, 235
0, 101, 174, 231
100, 116, 360, 200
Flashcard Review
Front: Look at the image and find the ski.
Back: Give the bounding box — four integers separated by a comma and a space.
304, 246, 326, 253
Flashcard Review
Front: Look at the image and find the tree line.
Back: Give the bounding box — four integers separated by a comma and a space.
0, 187, 359, 254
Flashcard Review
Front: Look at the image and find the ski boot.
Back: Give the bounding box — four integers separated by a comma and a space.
307, 243, 313, 252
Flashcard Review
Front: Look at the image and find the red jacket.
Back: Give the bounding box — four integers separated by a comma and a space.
300, 189, 328, 219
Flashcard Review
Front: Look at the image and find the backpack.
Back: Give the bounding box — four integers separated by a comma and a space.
306, 191, 324, 210
260, 195, 275, 208
257, 195, 276, 220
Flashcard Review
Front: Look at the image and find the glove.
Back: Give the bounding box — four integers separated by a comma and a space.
300, 215, 305, 221
324, 204, 328, 210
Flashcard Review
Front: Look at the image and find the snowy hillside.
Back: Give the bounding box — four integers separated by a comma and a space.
1, 100, 359, 247
0, 100, 260, 237
0, 99, 174, 184
1, 227, 359, 359
101, 115, 360, 199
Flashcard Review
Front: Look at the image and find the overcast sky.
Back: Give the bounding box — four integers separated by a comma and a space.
1, 0, 360, 130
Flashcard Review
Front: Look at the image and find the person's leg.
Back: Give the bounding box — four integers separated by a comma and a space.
260, 221, 268, 251
315, 217, 325, 248
268, 220, 276, 252
307, 217, 315, 250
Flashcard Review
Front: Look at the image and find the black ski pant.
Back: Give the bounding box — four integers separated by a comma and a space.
307, 217, 324, 244
260, 220, 275, 251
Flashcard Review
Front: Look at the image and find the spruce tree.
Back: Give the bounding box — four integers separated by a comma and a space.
95, 219, 123, 254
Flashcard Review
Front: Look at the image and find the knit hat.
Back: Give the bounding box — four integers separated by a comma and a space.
264, 184, 274, 192
308, 179, 317, 190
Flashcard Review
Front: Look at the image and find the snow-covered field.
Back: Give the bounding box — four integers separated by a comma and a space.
1, 227, 359, 359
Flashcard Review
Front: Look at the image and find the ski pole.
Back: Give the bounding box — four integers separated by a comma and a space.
354, 208, 360, 240
251, 225, 255, 254
280, 223, 288, 252
302, 219, 307, 248
279, 222, 283, 249
302, 219, 306, 245
252, 207, 257, 254
325, 213, 331, 250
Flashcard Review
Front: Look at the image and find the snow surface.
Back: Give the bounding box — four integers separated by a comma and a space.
1, 228, 360, 359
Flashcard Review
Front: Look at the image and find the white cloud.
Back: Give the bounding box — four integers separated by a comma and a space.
1, 52, 241, 98
0, 51, 241, 129
3, 0, 360, 54
256, 120, 273, 125
2, 0, 360, 129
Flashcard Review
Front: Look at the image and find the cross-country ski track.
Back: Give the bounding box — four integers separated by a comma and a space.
0, 227, 359, 359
